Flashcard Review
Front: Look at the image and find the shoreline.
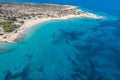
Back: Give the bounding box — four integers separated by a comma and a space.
0, 10, 105, 43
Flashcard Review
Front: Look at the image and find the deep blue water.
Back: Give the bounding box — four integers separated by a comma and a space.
0, 0, 120, 80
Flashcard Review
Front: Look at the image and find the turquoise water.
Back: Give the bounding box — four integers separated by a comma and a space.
0, 17, 120, 80
0, 0, 120, 80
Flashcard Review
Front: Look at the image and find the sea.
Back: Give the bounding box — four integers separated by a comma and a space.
0, 0, 120, 80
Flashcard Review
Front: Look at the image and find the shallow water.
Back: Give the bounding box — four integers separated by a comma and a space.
0, 0, 120, 80
0, 16, 120, 80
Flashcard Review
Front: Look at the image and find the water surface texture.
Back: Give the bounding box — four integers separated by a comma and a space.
0, 0, 120, 80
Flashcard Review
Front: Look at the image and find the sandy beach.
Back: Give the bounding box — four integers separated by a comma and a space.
0, 14, 104, 43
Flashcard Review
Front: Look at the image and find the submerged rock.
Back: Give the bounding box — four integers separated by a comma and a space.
4, 65, 31, 80
0, 48, 12, 53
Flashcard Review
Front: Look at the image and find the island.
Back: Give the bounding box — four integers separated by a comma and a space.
0, 3, 104, 42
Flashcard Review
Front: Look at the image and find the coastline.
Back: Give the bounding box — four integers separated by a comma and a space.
0, 10, 105, 43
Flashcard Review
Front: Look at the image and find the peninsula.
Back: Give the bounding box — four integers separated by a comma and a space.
0, 3, 104, 42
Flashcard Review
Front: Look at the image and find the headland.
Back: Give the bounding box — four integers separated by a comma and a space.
0, 3, 105, 42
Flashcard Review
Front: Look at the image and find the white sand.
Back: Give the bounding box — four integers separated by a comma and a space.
0, 14, 104, 43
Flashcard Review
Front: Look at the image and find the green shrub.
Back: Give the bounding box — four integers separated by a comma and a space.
2, 22, 16, 32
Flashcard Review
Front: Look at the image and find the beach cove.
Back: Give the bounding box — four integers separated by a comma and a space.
0, 3, 104, 42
